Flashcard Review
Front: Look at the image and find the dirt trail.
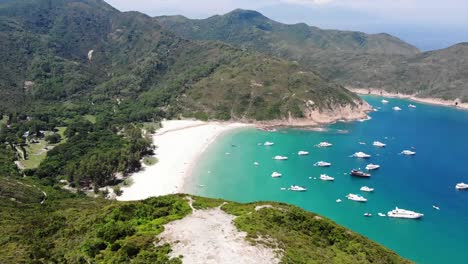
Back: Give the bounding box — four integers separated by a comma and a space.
158, 198, 280, 264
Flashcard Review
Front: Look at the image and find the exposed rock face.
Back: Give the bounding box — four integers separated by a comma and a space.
253, 100, 372, 127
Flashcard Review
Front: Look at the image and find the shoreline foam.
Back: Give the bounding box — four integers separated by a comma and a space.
347, 87, 468, 110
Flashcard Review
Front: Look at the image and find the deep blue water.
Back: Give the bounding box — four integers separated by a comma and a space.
188, 96, 468, 263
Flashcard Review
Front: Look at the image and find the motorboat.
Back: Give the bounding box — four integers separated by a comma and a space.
365, 164, 380, 170
314, 161, 331, 167
290, 185, 307, 192
264, 141, 274, 146
298, 150, 309, 156
373, 141, 386, 147
320, 174, 334, 181
387, 207, 423, 219
352, 152, 371, 158
378, 213, 386, 217
350, 170, 371, 177
408, 104, 417, 108
336, 199, 342, 203
381, 99, 389, 104
254, 162, 259, 166
273, 156, 288, 160
401, 150, 416, 155
432, 205, 440, 210
360, 186, 374, 192
364, 213, 372, 217
456, 183, 468, 190
393, 106, 402, 111
271, 172, 282, 178
359, 141, 366, 145
346, 193, 367, 202
317, 142, 333, 147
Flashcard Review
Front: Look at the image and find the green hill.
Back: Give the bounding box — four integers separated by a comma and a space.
156, 10, 468, 102
156, 9, 419, 57
0, 0, 366, 121
0, 174, 411, 263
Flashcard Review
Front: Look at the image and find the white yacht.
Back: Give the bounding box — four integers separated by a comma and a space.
408, 104, 417, 108
273, 155, 288, 160
373, 141, 386, 148
298, 150, 309, 156
314, 161, 331, 167
360, 186, 374, 192
364, 213, 372, 217
401, 150, 416, 156
320, 174, 334, 181
254, 162, 259, 166
346, 193, 367, 202
378, 213, 386, 217
290, 185, 307, 192
387, 207, 423, 219
381, 99, 389, 104
271, 172, 282, 178
393, 106, 402, 111
365, 164, 380, 170
456, 182, 468, 190
264, 141, 274, 146
317, 142, 333, 147
352, 152, 371, 158
336, 199, 342, 203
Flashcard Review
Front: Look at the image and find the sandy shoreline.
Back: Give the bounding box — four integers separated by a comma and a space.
118, 120, 251, 201
347, 87, 468, 110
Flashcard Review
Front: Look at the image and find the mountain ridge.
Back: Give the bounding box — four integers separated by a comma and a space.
156, 9, 468, 102
0, 0, 369, 122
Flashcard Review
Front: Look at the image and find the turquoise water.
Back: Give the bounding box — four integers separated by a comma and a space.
187, 96, 468, 263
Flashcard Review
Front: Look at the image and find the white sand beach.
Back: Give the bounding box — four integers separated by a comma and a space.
118, 120, 251, 201
347, 87, 468, 110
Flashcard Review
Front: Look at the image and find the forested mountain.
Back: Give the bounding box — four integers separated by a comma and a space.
0, 0, 365, 120
156, 9, 419, 56
156, 9, 468, 102
0, 0, 370, 194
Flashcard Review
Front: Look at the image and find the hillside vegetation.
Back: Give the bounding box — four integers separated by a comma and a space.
0, 0, 364, 119
0, 0, 368, 191
157, 10, 468, 102
0, 174, 411, 263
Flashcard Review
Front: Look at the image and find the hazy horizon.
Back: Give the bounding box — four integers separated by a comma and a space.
105, 0, 468, 51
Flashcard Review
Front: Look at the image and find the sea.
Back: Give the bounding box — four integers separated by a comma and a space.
186, 95, 468, 263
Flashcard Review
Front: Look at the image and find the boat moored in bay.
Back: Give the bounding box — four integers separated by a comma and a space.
456, 183, 468, 190
350, 170, 371, 177
387, 207, 424, 219
290, 185, 307, 192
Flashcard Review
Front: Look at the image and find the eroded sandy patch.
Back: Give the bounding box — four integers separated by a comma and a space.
158, 201, 280, 264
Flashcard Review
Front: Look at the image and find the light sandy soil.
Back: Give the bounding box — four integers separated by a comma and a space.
158, 199, 280, 264
118, 120, 251, 201
348, 87, 468, 110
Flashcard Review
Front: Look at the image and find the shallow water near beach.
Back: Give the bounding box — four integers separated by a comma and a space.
187, 95, 468, 263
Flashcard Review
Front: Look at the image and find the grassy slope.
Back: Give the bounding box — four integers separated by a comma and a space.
0, 176, 411, 263
156, 10, 468, 102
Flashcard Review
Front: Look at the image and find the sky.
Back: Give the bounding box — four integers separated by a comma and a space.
105, 0, 468, 51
